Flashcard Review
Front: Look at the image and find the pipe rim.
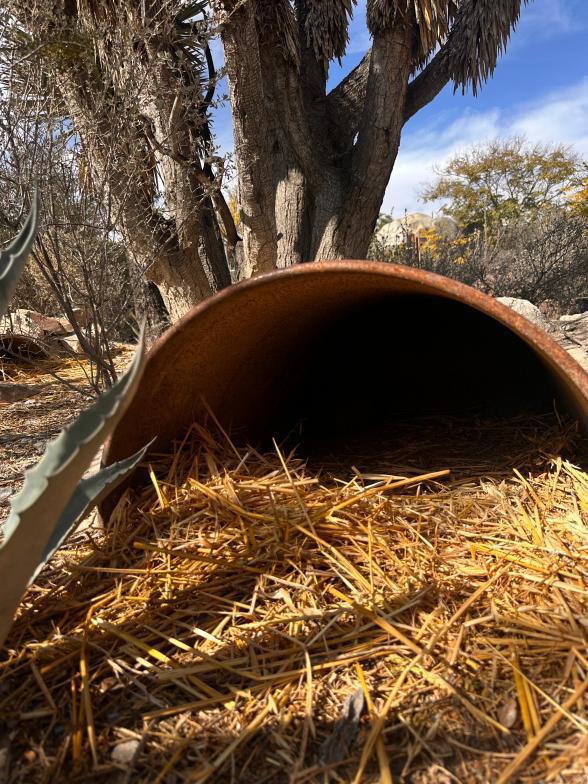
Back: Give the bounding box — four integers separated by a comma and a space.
101, 260, 588, 506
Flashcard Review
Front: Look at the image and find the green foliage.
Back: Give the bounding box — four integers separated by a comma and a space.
0, 339, 146, 648
0, 195, 38, 317
422, 137, 586, 233
33, 441, 153, 583
175, 1, 209, 25
0, 206, 148, 649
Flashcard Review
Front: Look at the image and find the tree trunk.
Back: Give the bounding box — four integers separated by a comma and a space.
46, 6, 233, 323
133, 224, 222, 320
11, 0, 524, 319
220, 2, 415, 277
222, 8, 279, 278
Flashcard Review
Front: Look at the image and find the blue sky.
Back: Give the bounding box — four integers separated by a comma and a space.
212, 0, 588, 215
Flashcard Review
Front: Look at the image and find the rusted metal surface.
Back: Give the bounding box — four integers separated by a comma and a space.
100, 261, 588, 520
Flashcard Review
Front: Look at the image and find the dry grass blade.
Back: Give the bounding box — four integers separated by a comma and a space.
1, 413, 587, 783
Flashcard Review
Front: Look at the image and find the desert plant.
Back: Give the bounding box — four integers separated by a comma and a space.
0, 203, 149, 648
4, 1, 533, 315
371, 208, 588, 313
0, 88, 149, 389
1, 1, 234, 322
0, 196, 39, 315
422, 138, 587, 233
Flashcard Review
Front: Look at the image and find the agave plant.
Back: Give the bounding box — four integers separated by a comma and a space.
0, 200, 149, 648
0, 195, 39, 316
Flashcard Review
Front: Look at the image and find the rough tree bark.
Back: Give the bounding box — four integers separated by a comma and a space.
63, 44, 231, 320
217, 0, 526, 279
9, 1, 234, 322
65, 80, 228, 321
217, 1, 422, 276
7, 0, 528, 316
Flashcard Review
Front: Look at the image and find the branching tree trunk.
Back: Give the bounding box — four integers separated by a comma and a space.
4, 1, 530, 316
217, 0, 529, 278
5, 1, 234, 321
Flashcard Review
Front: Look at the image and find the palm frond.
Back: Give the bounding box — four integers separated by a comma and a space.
304, 0, 356, 68
255, 0, 300, 67
367, 0, 528, 92
447, 0, 528, 94
368, 0, 458, 57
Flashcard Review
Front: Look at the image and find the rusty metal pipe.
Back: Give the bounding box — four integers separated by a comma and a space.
100, 261, 588, 519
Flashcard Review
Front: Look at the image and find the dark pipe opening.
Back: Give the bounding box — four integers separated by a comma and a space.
230, 295, 572, 475
301, 296, 554, 422
245, 296, 557, 429
100, 272, 587, 521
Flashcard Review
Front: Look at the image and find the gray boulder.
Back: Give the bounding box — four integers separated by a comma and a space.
558, 312, 588, 372
496, 297, 554, 333
497, 297, 588, 371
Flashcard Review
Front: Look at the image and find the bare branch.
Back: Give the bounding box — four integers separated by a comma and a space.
403, 48, 450, 124
325, 52, 370, 153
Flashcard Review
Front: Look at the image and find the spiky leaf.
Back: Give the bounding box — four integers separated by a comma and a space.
31, 441, 154, 583
175, 1, 209, 24
0, 337, 145, 648
255, 0, 300, 66
304, 0, 356, 68
367, 1, 528, 89
447, 0, 527, 95
0, 196, 38, 317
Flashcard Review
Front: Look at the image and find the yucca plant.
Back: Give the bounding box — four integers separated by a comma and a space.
0, 200, 149, 648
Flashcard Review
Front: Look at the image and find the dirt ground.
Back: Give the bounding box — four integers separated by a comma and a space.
0, 349, 134, 526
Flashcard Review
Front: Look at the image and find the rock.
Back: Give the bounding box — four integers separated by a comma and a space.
71, 306, 92, 328
497, 696, 518, 729
0, 309, 45, 338
560, 313, 585, 323
497, 298, 588, 371
0, 309, 73, 339
26, 311, 72, 335
496, 297, 554, 333
561, 312, 588, 336
377, 212, 459, 248
55, 334, 84, 355
111, 739, 140, 765
558, 312, 588, 372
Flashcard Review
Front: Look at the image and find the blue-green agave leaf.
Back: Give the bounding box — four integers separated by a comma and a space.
31, 440, 154, 583
175, 1, 208, 24
0, 335, 146, 647
0, 196, 39, 317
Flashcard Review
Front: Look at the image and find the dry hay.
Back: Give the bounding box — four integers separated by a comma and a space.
0, 344, 133, 390
1, 415, 588, 783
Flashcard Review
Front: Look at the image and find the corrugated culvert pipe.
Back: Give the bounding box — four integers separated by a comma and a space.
99, 262, 588, 520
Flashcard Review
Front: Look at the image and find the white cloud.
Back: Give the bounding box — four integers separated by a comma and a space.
383, 77, 588, 215
516, 0, 577, 41
510, 79, 588, 153
346, 0, 371, 56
